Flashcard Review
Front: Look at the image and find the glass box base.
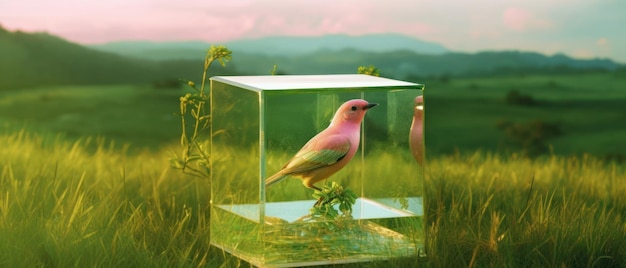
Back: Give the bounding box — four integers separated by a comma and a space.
211, 198, 424, 267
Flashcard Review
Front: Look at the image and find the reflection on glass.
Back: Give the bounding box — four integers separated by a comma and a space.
411, 95, 425, 166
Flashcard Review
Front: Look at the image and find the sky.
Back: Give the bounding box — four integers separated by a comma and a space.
1, 0, 625, 62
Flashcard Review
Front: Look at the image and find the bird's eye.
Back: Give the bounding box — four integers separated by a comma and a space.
351, 106, 357, 111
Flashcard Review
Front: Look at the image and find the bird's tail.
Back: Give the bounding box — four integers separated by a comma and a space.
265, 172, 288, 188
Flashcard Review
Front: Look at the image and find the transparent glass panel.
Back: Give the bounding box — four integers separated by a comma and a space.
210, 75, 425, 267
210, 80, 262, 258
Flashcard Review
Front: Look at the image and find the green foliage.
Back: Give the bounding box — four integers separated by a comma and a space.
391, 186, 410, 210
496, 120, 562, 157
505, 89, 536, 106
170, 45, 232, 178
357, 65, 380, 76
310, 182, 357, 220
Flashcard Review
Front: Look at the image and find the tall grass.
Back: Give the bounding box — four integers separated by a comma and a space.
426, 152, 626, 267
1, 131, 624, 267
0, 131, 220, 267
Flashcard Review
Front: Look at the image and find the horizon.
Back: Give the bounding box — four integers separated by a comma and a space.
1, 0, 625, 62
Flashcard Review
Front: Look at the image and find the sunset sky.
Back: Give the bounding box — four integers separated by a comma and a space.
1, 0, 624, 62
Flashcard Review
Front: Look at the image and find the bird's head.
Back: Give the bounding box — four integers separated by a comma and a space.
331, 99, 377, 125
414, 95, 424, 117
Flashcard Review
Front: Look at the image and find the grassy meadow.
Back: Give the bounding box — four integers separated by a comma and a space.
1, 72, 626, 267
0, 85, 183, 150
423, 72, 626, 157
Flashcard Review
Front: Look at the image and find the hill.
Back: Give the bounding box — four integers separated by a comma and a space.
88, 35, 623, 79
1, 28, 623, 90
226, 49, 623, 79
89, 33, 449, 60
0, 27, 230, 90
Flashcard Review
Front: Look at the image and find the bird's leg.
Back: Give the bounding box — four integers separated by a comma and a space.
304, 182, 324, 207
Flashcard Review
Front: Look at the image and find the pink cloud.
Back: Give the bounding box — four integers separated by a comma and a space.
0, 0, 535, 46
503, 7, 532, 31
502, 7, 553, 32
0, 0, 439, 43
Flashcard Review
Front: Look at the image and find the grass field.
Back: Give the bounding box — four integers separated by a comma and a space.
2, 72, 624, 157
1, 72, 625, 267
0, 85, 182, 151
1, 131, 624, 267
423, 72, 626, 157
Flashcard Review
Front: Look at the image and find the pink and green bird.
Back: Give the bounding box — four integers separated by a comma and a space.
410, 95, 424, 165
265, 99, 377, 191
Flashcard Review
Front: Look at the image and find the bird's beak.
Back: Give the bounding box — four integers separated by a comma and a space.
364, 103, 378, 110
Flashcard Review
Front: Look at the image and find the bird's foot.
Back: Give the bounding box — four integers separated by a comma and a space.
314, 196, 325, 207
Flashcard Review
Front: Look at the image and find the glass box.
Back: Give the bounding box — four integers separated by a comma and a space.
210, 74, 425, 267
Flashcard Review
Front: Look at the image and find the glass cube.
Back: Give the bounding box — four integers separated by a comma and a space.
210, 74, 425, 267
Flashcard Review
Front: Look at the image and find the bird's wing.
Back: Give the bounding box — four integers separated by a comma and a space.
280, 134, 351, 174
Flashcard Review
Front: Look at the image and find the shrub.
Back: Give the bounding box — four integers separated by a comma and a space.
496, 119, 562, 157
505, 89, 536, 106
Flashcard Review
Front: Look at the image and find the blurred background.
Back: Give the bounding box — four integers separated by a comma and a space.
1, 0, 624, 160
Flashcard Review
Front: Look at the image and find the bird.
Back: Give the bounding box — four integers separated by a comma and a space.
265, 99, 377, 192
409, 95, 424, 165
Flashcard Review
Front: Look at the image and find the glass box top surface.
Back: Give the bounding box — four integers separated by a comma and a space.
210, 74, 423, 91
